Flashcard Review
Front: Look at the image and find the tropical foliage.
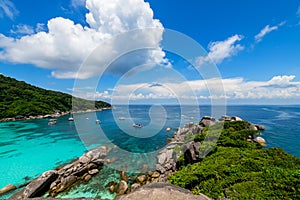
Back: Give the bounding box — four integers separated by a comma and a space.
0, 74, 111, 118
169, 121, 300, 199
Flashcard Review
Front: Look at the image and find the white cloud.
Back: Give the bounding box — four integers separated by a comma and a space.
0, 0, 167, 79
78, 75, 300, 103
297, 6, 300, 16
0, 0, 19, 20
196, 35, 244, 67
10, 24, 35, 35
254, 22, 285, 43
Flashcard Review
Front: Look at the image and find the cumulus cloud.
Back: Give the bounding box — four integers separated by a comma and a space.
0, 0, 19, 20
196, 35, 244, 67
254, 22, 285, 43
0, 0, 167, 79
79, 75, 300, 103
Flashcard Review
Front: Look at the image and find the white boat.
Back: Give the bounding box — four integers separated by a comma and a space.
48, 119, 57, 125
133, 123, 143, 128
96, 120, 101, 124
68, 117, 74, 121
119, 117, 126, 120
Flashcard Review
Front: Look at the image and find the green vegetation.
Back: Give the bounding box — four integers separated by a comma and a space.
0, 74, 111, 119
169, 121, 300, 199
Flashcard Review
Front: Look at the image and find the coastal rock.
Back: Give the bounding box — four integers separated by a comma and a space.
155, 164, 166, 174
184, 141, 201, 164
249, 124, 258, 131
106, 181, 117, 193
191, 125, 203, 134
88, 169, 99, 175
10, 170, 58, 199
200, 116, 216, 127
151, 171, 161, 178
220, 115, 231, 121
61, 175, 77, 189
231, 116, 243, 121
254, 137, 266, 146
136, 174, 147, 184
79, 155, 90, 164
255, 124, 265, 130
116, 180, 128, 195
87, 163, 98, 170
84, 174, 92, 182
121, 171, 128, 182
116, 182, 212, 200
0, 184, 16, 195
130, 183, 141, 191
157, 153, 167, 165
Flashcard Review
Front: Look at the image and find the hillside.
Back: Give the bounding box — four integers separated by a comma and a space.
0, 74, 111, 119
169, 121, 300, 199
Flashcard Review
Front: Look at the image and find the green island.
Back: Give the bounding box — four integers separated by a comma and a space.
0, 74, 111, 119
169, 121, 300, 199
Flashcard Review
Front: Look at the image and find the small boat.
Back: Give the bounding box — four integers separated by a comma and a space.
68, 117, 74, 121
133, 123, 143, 128
48, 119, 57, 125
119, 117, 126, 120
96, 120, 101, 124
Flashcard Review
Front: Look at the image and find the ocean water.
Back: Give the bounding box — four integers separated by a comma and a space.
0, 105, 300, 199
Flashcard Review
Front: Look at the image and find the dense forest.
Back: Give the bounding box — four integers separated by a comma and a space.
169, 121, 300, 199
0, 74, 111, 119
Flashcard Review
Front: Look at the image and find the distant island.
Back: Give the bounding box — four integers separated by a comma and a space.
0, 74, 111, 120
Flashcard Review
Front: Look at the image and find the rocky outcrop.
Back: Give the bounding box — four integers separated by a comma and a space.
184, 141, 201, 164
10, 146, 110, 199
155, 143, 179, 182
49, 146, 110, 196
199, 116, 216, 127
116, 182, 211, 200
10, 170, 58, 199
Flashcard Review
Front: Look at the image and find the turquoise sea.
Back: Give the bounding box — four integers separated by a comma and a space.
1, 105, 300, 199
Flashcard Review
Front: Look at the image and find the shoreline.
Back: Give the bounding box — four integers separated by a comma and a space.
0, 107, 113, 123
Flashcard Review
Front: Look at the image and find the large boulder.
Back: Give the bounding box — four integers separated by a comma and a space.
200, 116, 216, 127
10, 170, 58, 199
254, 137, 266, 146
116, 180, 128, 195
231, 116, 243, 121
116, 182, 211, 200
249, 124, 258, 131
184, 141, 201, 164
255, 124, 265, 130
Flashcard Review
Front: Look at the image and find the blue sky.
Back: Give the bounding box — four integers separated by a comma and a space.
1, 0, 300, 104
